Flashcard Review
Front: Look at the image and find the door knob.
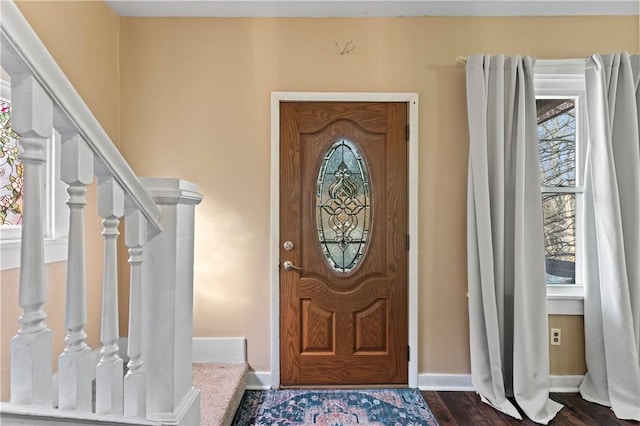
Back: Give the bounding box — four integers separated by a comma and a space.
283, 260, 302, 271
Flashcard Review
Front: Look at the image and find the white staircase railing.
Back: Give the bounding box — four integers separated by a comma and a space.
0, 2, 202, 425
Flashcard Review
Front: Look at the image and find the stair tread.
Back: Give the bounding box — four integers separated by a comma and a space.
193, 362, 248, 426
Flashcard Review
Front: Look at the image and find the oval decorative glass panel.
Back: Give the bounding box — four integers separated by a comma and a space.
316, 138, 371, 273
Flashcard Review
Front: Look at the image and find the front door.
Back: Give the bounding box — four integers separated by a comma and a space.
279, 101, 408, 386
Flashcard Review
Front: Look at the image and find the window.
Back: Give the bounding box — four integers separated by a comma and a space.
0, 96, 23, 229
538, 98, 578, 285
0, 77, 68, 270
534, 60, 586, 315
316, 138, 371, 274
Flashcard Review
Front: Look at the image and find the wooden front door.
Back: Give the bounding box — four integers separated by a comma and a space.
279, 102, 408, 386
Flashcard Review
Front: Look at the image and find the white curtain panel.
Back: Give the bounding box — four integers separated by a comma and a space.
580, 52, 640, 421
466, 54, 563, 424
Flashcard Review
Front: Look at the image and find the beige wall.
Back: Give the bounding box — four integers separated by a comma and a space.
119, 16, 638, 375
1, 1, 120, 401
3, 4, 637, 399
15, 0, 121, 144
549, 315, 586, 376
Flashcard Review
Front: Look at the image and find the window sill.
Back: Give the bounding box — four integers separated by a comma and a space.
1, 237, 68, 270
547, 284, 584, 315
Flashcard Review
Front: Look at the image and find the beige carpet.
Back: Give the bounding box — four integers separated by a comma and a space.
192, 362, 249, 426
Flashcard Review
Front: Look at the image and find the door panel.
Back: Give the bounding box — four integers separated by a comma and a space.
280, 102, 408, 385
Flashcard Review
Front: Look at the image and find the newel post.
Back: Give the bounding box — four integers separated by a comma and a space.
139, 178, 202, 425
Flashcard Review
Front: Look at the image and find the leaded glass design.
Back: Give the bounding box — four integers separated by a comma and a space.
316, 138, 371, 273
0, 99, 23, 225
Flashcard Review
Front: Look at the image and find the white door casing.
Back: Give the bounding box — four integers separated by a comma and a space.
270, 92, 419, 388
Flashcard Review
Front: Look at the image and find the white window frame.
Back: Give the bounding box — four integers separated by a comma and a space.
0, 78, 68, 270
534, 59, 586, 315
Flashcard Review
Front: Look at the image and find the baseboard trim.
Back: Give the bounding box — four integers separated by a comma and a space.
416, 373, 583, 393
246, 372, 271, 390
192, 337, 247, 363
418, 374, 474, 391
119, 337, 581, 393
118, 337, 248, 364
550, 375, 583, 393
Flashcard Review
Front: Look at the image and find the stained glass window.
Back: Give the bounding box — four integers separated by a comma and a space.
0, 99, 23, 225
316, 138, 371, 273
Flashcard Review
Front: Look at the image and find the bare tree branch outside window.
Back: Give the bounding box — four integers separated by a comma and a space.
537, 99, 576, 283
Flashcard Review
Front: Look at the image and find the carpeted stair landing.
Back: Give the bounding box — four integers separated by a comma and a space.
193, 362, 249, 426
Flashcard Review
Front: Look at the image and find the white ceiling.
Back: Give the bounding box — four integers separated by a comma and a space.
104, 0, 639, 18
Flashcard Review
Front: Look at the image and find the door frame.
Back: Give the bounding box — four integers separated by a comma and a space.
270, 92, 419, 388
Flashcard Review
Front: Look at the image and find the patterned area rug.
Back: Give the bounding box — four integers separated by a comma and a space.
231, 388, 439, 425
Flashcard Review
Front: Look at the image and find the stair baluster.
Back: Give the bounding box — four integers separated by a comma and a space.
124, 208, 147, 418
58, 135, 94, 412
9, 74, 54, 407
96, 176, 125, 415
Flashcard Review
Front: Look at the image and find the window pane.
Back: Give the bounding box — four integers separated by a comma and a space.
0, 100, 23, 225
316, 138, 371, 274
537, 99, 576, 187
543, 193, 575, 284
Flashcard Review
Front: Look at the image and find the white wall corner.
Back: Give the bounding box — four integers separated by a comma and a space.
192, 337, 247, 363
418, 374, 474, 391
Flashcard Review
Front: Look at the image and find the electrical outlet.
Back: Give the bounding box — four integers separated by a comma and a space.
550, 328, 561, 346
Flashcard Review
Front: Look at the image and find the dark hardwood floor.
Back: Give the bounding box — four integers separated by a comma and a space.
421, 391, 639, 425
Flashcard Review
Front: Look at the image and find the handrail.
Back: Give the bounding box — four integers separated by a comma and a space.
0, 0, 162, 236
